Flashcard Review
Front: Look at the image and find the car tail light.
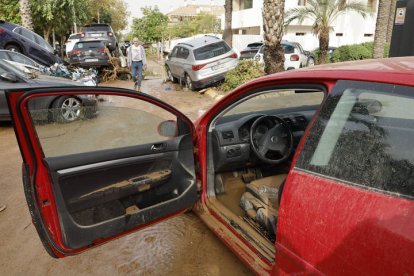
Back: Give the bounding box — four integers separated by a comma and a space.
108, 32, 113, 37
71, 49, 81, 55
0, 28, 6, 34
192, 64, 207, 71
80, 33, 85, 38
290, 54, 300, 61
229, 53, 238, 59
98, 48, 106, 53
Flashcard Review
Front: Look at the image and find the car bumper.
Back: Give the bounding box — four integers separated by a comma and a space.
70, 60, 110, 68
192, 71, 227, 89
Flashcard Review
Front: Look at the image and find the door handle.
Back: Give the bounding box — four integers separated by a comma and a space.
151, 143, 165, 152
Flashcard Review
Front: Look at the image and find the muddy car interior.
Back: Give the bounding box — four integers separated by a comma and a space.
206, 86, 325, 262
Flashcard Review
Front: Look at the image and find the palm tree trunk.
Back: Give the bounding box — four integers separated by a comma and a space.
386, 0, 397, 43
263, 0, 285, 74
19, 0, 34, 31
318, 29, 330, 64
223, 0, 233, 47
373, 0, 391, 58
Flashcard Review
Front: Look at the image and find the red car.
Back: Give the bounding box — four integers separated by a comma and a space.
6, 57, 414, 275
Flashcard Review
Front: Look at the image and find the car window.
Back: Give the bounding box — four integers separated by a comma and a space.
170, 47, 178, 58
9, 52, 36, 66
282, 44, 295, 54
223, 89, 325, 117
74, 42, 103, 49
297, 80, 414, 199
177, 47, 190, 59
194, 41, 231, 60
83, 25, 111, 32
34, 35, 54, 52
0, 51, 10, 60
27, 94, 184, 158
19, 27, 36, 42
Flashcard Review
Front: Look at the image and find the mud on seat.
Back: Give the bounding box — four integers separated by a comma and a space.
240, 174, 286, 241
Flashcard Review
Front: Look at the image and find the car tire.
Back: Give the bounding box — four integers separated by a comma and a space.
185, 74, 195, 91
307, 57, 315, 67
166, 66, 177, 83
52, 96, 83, 123
5, 44, 22, 53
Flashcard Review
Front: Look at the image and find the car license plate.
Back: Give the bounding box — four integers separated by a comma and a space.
211, 64, 225, 71
91, 33, 102, 37
85, 59, 99, 62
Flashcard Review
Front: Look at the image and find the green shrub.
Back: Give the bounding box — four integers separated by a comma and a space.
221, 60, 265, 92
313, 42, 390, 64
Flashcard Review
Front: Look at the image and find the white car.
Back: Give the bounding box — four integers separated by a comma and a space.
65, 33, 81, 56
254, 41, 315, 70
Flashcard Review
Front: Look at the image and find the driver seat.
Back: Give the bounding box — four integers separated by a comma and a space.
240, 174, 286, 241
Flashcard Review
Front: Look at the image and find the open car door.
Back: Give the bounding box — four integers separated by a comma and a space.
6, 87, 197, 257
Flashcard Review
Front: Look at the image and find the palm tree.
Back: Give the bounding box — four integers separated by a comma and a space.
285, 0, 369, 64
386, 0, 397, 43
223, 0, 233, 47
19, 0, 34, 31
373, 0, 392, 58
263, 0, 286, 74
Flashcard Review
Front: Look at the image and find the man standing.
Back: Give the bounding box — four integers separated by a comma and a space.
127, 37, 147, 91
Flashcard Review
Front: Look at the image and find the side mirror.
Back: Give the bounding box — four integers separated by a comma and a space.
158, 120, 178, 137
0, 72, 18, 82
54, 49, 58, 55
304, 50, 311, 56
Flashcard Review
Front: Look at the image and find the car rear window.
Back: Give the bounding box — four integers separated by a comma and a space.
296, 80, 414, 199
239, 50, 258, 59
83, 26, 111, 32
194, 41, 231, 60
75, 42, 104, 49
258, 44, 294, 54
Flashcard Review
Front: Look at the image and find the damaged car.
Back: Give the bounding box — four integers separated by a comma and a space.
6, 57, 414, 275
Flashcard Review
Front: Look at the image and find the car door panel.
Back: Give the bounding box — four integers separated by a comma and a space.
7, 88, 197, 256
45, 134, 196, 249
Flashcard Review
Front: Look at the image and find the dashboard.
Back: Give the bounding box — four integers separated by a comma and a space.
212, 110, 316, 172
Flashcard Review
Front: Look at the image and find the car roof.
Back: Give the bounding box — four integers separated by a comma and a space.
248, 57, 414, 87
177, 35, 223, 49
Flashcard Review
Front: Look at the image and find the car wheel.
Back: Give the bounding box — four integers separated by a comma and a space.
5, 44, 22, 53
185, 74, 194, 91
307, 57, 315, 67
52, 96, 83, 123
166, 66, 177, 83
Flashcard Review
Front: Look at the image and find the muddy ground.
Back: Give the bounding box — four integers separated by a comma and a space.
0, 61, 253, 275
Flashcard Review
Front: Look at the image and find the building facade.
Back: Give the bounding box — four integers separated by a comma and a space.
229, 0, 378, 52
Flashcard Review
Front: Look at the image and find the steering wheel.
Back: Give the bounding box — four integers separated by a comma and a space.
249, 115, 293, 164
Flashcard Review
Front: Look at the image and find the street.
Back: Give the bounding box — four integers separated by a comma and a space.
0, 74, 252, 275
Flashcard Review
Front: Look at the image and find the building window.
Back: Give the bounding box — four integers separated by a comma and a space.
296, 32, 306, 36
336, 33, 343, 37
364, 33, 373, 37
298, 0, 307, 5
239, 0, 253, 10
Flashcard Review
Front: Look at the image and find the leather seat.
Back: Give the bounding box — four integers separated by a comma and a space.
240, 174, 286, 241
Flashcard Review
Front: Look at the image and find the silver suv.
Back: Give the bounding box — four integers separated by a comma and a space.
165, 35, 238, 90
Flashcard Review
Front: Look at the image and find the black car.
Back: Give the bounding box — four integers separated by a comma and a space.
69, 40, 110, 68
0, 20, 61, 66
80, 23, 118, 53
0, 59, 97, 122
